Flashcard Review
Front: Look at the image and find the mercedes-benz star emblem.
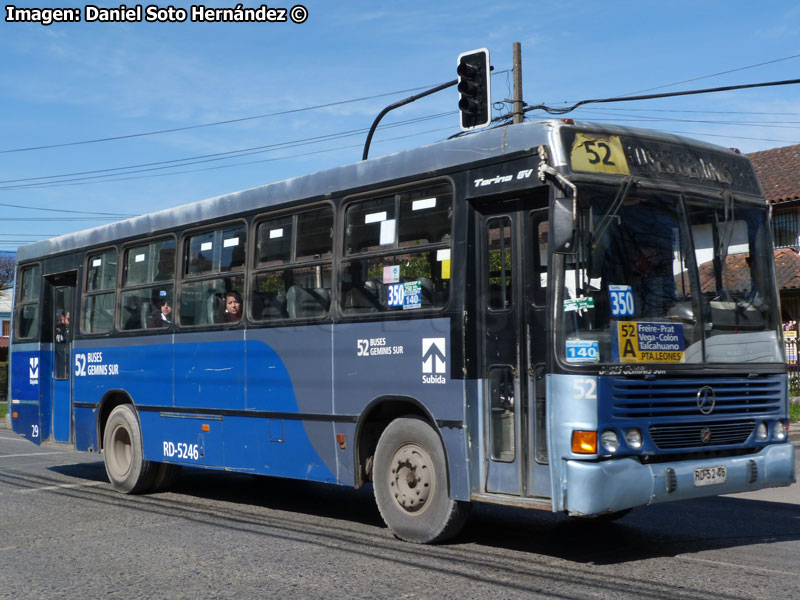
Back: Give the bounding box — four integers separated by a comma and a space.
697, 386, 716, 415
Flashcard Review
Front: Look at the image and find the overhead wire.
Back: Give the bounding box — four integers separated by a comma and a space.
524, 78, 800, 116
538, 52, 800, 109
6, 123, 459, 191
0, 84, 447, 154
564, 109, 800, 128
614, 53, 800, 97
1, 56, 798, 236
0, 111, 456, 189
0, 124, 458, 245
0, 70, 509, 156
578, 106, 800, 116
0, 200, 130, 216
3, 59, 793, 191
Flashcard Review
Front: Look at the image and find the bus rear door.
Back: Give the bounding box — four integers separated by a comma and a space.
49, 274, 76, 443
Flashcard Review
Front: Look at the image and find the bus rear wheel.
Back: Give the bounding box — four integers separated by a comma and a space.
103, 404, 155, 494
373, 417, 469, 544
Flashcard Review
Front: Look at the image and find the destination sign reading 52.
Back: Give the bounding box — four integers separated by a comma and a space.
570, 133, 630, 175
615, 321, 685, 363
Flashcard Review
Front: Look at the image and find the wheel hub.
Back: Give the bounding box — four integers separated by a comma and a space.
109, 423, 133, 477
389, 444, 433, 514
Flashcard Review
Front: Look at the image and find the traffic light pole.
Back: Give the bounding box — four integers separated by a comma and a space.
362, 78, 457, 161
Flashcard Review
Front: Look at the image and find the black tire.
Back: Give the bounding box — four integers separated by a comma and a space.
373, 417, 470, 544
149, 463, 182, 493
103, 404, 156, 494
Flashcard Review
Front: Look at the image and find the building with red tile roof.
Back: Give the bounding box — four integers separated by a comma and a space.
750, 144, 800, 206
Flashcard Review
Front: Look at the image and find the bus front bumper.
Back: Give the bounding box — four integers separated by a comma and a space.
563, 442, 796, 517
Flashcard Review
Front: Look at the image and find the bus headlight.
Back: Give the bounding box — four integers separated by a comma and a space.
600, 430, 619, 453
625, 428, 643, 449
755, 422, 768, 441
773, 421, 786, 441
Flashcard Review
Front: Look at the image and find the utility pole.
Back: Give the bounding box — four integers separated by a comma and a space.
512, 42, 523, 124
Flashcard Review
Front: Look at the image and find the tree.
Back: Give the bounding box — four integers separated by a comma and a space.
0, 255, 15, 292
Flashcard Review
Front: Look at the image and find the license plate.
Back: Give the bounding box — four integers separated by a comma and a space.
694, 465, 727, 487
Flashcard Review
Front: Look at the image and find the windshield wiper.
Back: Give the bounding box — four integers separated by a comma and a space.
591, 177, 635, 249
714, 191, 736, 297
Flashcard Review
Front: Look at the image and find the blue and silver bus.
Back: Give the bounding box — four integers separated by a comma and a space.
9, 120, 795, 543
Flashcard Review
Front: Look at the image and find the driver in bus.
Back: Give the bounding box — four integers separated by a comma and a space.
631, 243, 676, 318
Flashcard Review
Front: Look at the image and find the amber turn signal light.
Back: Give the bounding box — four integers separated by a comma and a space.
572, 430, 597, 454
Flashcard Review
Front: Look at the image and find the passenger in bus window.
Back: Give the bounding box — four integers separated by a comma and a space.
147, 300, 172, 328
55, 311, 70, 343
54, 311, 70, 379
221, 290, 243, 322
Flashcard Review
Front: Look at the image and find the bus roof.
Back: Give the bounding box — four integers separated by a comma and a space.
17, 119, 741, 263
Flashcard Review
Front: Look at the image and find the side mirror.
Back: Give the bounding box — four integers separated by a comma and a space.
537, 145, 577, 254
552, 193, 576, 254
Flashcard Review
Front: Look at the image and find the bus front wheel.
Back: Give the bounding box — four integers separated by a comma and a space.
373, 417, 469, 544
103, 404, 156, 494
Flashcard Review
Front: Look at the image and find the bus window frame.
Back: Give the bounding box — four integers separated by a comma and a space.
177, 218, 248, 329
118, 234, 178, 334
13, 262, 43, 342
80, 245, 119, 337
249, 200, 335, 325
338, 177, 455, 318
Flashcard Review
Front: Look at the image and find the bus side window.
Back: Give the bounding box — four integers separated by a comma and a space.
120, 238, 176, 331
83, 249, 117, 334
251, 206, 333, 322
179, 223, 246, 327
341, 183, 452, 315
15, 264, 41, 340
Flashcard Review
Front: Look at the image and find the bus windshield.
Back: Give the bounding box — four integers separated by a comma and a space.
560, 184, 782, 366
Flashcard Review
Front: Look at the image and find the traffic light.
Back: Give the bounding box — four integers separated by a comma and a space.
457, 48, 491, 131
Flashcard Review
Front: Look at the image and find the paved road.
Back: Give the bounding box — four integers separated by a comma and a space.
1, 429, 799, 599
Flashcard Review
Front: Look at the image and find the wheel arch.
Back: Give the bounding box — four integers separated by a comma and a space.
97, 389, 137, 451
354, 395, 452, 492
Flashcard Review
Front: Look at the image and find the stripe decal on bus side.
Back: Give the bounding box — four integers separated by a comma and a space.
73, 402, 463, 429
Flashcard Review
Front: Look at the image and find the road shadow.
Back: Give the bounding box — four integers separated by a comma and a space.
45, 461, 800, 565
48, 460, 108, 483
459, 492, 800, 564
176, 465, 385, 528
48, 461, 385, 529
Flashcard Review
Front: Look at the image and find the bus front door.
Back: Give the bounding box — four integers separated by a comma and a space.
479, 202, 549, 498
51, 279, 75, 443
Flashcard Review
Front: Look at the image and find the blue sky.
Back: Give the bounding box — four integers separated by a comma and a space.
1, 1, 800, 251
